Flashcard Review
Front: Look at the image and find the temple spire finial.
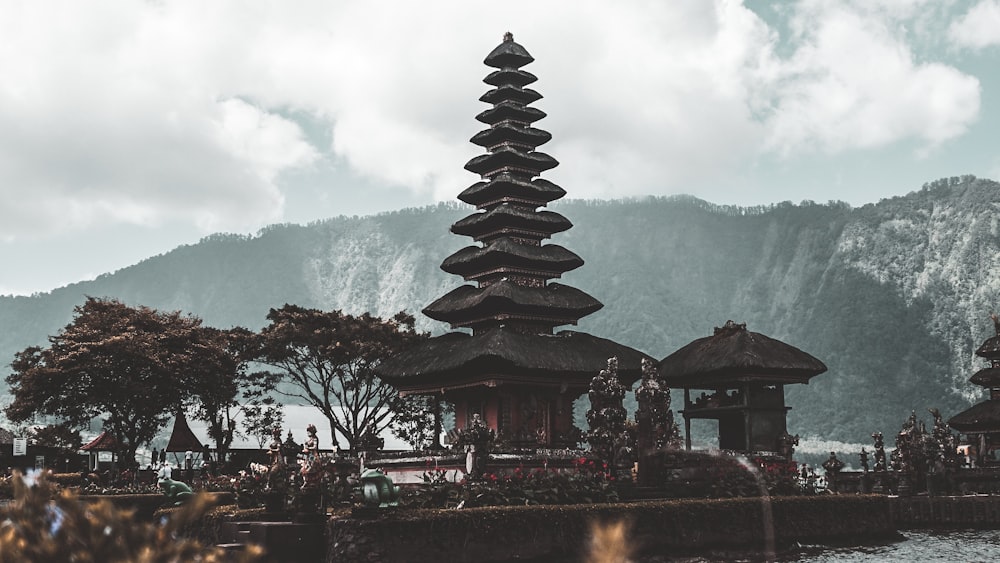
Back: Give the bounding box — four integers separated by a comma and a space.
503, 31, 513, 42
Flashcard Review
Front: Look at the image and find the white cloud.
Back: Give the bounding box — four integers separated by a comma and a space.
949, 0, 1000, 50
0, 0, 985, 243
759, 1, 980, 156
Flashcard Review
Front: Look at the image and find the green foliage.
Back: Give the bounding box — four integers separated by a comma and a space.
255, 305, 427, 450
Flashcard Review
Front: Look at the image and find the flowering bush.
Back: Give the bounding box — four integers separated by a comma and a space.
707, 457, 813, 498
405, 460, 618, 509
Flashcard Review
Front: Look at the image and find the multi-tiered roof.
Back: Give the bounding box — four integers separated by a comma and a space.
380, 34, 647, 394
423, 32, 601, 336
949, 316, 1000, 433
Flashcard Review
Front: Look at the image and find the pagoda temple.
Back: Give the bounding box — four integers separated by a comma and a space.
948, 314, 1000, 464
378, 33, 648, 448
658, 321, 827, 454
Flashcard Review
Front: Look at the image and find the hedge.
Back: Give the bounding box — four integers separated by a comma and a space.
328, 495, 895, 562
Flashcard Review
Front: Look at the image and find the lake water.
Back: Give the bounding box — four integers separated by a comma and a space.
632, 529, 1000, 562
787, 529, 1000, 562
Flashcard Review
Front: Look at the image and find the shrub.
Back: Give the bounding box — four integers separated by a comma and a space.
0, 470, 264, 562
404, 461, 618, 509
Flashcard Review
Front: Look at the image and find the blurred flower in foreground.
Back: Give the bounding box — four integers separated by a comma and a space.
0, 470, 264, 562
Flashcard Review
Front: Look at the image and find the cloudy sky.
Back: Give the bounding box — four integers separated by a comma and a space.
1, 0, 998, 296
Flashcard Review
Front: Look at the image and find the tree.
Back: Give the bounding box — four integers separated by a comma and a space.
185, 326, 277, 460
241, 403, 285, 449
4, 298, 230, 465
255, 305, 426, 450
390, 395, 453, 450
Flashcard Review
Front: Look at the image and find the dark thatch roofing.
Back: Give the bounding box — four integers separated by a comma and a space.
971, 367, 1000, 387
480, 86, 542, 106
459, 176, 565, 207
471, 123, 551, 149
948, 400, 1000, 433
451, 206, 571, 238
475, 102, 547, 126
165, 411, 204, 452
658, 321, 828, 388
81, 431, 119, 452
977, 334, 1000, 359
484, 68, 537, 88
378, 328, 651, 393
441, 239, 583, 278
423, 282, 602, 325
485, 33, 534, 68
465, 147, 557, 176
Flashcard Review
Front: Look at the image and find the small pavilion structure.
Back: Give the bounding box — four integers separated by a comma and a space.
165, 411, 205, 466
659, 321, 827, 454
949, 315, 1000, 465
379, 33, 648, 448
80, 431, 119, 471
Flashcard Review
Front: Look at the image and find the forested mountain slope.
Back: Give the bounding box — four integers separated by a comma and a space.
2, 176, 997, 444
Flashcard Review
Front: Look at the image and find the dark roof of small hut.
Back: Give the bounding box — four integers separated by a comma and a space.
971, 367, 1000, 388
948, 399, 1000, 433
80, 431, 119, 451
378, 328, 651, 393
658, 320, 827, 388
165, 411, 204, 452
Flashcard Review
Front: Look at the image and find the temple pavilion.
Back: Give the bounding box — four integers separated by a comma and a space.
658, 321, 827, 454
948, 315, 1000, 464
378, 33, 648, 448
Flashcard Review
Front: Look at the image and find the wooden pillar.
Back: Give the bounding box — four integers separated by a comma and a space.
684, 388, 692, 451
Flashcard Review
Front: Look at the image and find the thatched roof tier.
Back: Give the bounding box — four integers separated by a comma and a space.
971, 367, 1000, 387
475, 102, 547, 126
484, 32, 534, 68
458, 176, 565, 208
658, 321, 827, 388
465, 147, 557, 177
471, 123, 551, 150
423, 281, 602, 327
976, 334, 1000, 359
80, 431, 119, 451
480, 85, 542, 106
948, 400, 1000, 433
451, 206, 571, 240
441, 239, 583, 279
377, 328, 651, 392
484, 68, 537, 87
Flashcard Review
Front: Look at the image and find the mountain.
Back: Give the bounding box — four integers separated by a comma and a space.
1, 175, 998, 445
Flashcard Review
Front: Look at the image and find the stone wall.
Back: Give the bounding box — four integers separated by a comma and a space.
327, 495, 895, 562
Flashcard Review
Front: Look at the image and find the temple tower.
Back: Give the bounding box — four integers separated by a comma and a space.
379, 34, 648, 448
949, 314, 1000, 464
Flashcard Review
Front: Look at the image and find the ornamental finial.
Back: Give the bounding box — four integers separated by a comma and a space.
503, 31, 513, 42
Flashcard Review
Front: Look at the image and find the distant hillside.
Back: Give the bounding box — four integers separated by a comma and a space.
2, 176, 998, 444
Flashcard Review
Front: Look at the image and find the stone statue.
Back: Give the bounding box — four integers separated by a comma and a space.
777, 431, 800, 462
268, 427, 284, 467
872, 431, 887, 472
859, 447, 870, 473
302, 424, 319, 462
822, 451, 845, 493
159, 477, 194, 506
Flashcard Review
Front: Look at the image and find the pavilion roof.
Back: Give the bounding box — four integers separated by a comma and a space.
948, 399, 1000, 433
377, 328, 651, 393
80, 431, 119, 451
165, 411, 204, 452
658, 321, 827, 388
